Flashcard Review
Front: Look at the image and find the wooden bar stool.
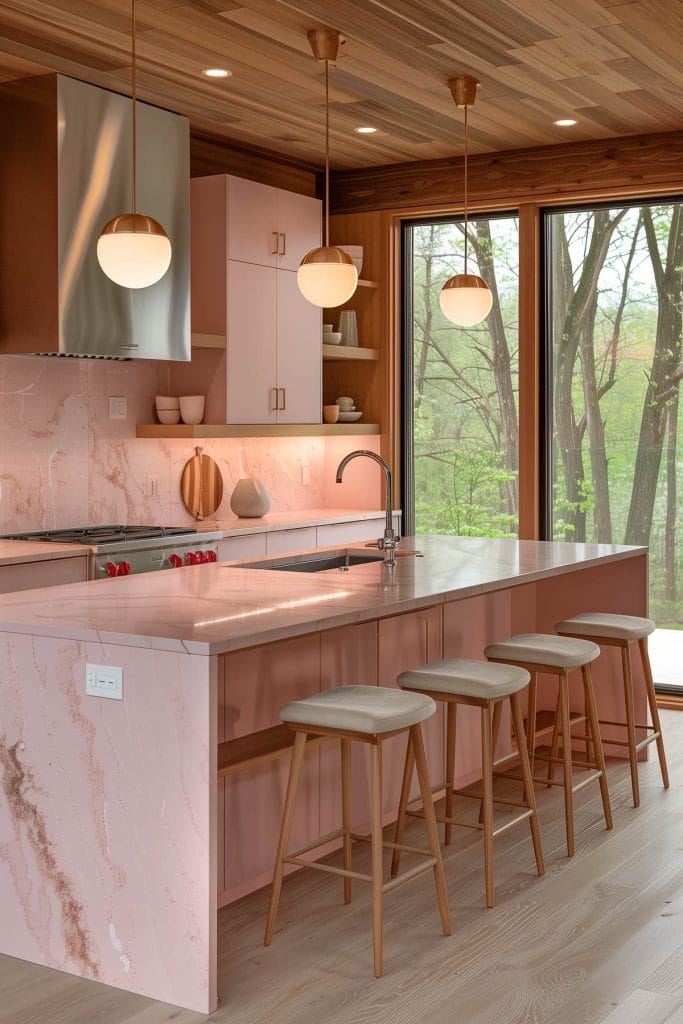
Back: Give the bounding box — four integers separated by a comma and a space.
391, 659, 544, 907
555, 613, 669, 807
263, 684, 452, 977
485, 634, 613, 857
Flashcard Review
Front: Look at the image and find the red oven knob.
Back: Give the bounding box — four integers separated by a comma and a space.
197, 550, 208, 564
168, 553, 183, 569
186, 551, 198, 566
207, 550, 217, 563
116, 561, 131, 576
105, 562, 118, 578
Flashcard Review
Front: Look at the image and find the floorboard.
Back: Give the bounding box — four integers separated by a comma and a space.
0, 711, 680, 1024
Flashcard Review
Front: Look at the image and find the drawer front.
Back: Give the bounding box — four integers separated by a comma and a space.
216, 534, 267, 562
265, 526, 317, 555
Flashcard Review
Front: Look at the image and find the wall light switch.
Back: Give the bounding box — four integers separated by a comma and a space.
86, 663, 123, 700
108, 396, 127, 420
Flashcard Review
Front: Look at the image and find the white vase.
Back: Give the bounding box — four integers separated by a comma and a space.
230, 478, 271, 518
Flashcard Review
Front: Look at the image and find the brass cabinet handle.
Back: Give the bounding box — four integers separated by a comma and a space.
279, 387, 286, 411
271, 231, 279, 255
270, 387, 278, 412
279, 232, 286, 256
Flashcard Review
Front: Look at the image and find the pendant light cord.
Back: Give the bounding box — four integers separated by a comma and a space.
131, 0, 137, 215
324, 57, 330, 248
463, 101, 468, 275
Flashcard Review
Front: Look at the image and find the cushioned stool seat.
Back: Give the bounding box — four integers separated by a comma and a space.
555, 613, 668, 807
280, 684, 435, 734
392, 657, 544, 907
485, 633, 612, 857
265, 684, 451, 978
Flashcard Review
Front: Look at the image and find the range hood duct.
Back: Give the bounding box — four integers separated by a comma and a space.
0, 74, 190, 360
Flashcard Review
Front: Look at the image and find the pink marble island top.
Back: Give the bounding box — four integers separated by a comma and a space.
0, 536, 647, 656
0, 539, 93, 566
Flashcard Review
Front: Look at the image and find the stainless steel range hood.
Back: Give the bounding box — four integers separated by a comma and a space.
0, 74, 190, 359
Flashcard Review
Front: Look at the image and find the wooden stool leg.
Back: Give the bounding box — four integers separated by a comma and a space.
445, 702, 457, 845
639, 637, 670, 789
479, 700, 502, 825
546, 689, 561, 788
621, 643, 641, 807
527, 674, 538, 774
582, 664, 613, 830
370, 739, 384, 978
390, 732, 415, 877
510, 693, 544, 877
341, 737, 353, 904
481, 703, 495, 907
559, 671, 575, 857
411, 724, 452, 936
264, 731, 308, 946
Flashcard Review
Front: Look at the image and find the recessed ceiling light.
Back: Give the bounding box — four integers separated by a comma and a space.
354, 126, 377, 134
202, 68, 232, 79
554, 118, 577, 126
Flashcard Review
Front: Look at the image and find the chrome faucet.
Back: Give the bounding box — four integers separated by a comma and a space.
336, 450, 397, 567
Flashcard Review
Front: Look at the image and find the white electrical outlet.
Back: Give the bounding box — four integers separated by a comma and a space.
86, 663, 123, 700
108, 396, 127, 420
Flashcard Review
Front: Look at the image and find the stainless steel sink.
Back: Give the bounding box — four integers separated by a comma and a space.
235, 549, 386, 573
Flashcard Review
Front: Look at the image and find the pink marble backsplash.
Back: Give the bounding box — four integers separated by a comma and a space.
0, 356, 381, 532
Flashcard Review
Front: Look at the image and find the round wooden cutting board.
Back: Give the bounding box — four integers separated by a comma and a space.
180, 446, 224, 520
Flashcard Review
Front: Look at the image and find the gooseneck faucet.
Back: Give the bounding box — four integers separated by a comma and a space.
336, 450, 397, 567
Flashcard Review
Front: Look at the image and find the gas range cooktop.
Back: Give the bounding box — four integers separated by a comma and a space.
2, 524, 199, 545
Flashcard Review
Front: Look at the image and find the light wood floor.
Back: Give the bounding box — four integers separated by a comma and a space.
1, 712, 682, 1024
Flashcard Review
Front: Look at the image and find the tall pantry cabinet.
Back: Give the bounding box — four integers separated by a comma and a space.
190, 174, 322, 424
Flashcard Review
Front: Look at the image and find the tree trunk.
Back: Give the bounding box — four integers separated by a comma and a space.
664, 390, 679, 605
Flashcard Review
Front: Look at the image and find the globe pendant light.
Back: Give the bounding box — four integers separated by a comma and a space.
297, 28, 358, 308
439, 75, 493, 327
97, 0, 172, 289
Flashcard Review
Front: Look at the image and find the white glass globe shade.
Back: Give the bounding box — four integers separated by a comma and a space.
297, 247, 358, 307
439, 274, 493, 327
97, 215, 172, 289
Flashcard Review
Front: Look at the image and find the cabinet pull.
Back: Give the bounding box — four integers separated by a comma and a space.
279, 232, 286, 256
270, 387, 279, 412
279, 387, 286, 411
271, 231, 279, 255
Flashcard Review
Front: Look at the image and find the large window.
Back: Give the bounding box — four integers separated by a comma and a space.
403, 215, 519, 537
546, 200, 683, 627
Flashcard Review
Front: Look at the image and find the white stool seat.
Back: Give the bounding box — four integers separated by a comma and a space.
280, 684, 435, 735
556, 612, 655, 641
485, 633, 600, 669
398, 658, 530, 700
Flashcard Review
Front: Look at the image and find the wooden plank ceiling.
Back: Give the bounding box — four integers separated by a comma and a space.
0, 0, 681, 170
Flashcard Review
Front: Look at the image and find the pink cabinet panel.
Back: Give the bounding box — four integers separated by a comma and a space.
276, 188, 321, 272
190, 175, 228, 337
227, 260, 277, 424
216, 534, 267, 562
378, 606, 444, 814
0, 555, 88, 593
275, 269, 321, 423
265, 526, 317, 555
228, 175, 278, 267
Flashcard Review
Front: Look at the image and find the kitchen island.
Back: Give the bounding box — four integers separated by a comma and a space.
0, 536, 649, 1013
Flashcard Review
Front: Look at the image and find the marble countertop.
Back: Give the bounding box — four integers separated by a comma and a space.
0, 540, 93, 567
0, 536, 646, 655
195, 507, 400, 536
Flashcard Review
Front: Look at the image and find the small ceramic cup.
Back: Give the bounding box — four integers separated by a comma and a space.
322, 404, 340, 424
179, 395, 205, 424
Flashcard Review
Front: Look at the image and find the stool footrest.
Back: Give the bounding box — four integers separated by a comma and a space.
635, 732, 661, 752
383, 860, 437, 895
287, 828, 345, 859
284, 857, 371, 883
350, 833, 432, 858
598, 718, 656, 732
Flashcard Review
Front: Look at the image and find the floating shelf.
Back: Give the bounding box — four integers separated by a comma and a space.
323, 344, 379, 361
191, 333, 227, 349
136, 423, 380, 439
356, 279, 378, 289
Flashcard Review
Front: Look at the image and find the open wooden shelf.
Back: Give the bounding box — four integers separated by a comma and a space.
356, 278, 378, 289
191, 333, 227, 350
323, 344, 379, 361
136, 422, 380, 438
217, 724, 323, 777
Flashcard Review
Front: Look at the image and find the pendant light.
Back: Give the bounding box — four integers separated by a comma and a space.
439, 75, 492, 327
97, 0, 172, 289
297, 28, 358, 308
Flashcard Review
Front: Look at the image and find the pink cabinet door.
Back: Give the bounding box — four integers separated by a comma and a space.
275, 269, 321, 423
190, 175, 228, 336
227, 175, 278, 267
378, 606, 444, 815
276, 189, 321, 272
227, 260, 277, 424
0, 556, 88, 593
219, 635, 321, 902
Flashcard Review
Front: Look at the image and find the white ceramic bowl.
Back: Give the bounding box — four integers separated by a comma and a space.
157, 408, 181, 425
336, 396, 354, 407
325, 332, 342, 345
179, 395, 205, 425
338, 410, 363, 422
337, 245, 363, 276
155, 395, 180, 410
323, 323, 333, 333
